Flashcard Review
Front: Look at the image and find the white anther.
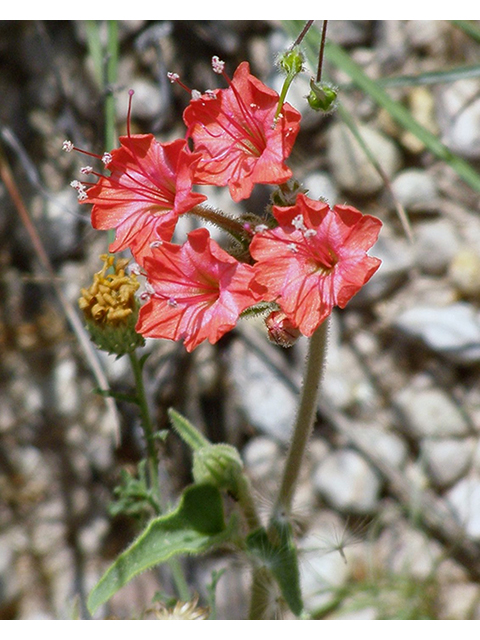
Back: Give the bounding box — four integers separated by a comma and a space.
211, 55, 225, 74
292, 214, 306, 232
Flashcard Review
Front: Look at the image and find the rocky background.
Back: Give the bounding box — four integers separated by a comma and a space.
2, 20, 480, 620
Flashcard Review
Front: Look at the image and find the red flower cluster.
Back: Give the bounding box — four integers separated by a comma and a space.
68, 58, 382, 352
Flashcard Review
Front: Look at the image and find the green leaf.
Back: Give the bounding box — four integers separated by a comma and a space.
246, 521, 304, 617
88, 484, 231, 615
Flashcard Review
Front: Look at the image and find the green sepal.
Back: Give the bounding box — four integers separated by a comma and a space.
87, 484, 234, 615
246, 520, 304, 617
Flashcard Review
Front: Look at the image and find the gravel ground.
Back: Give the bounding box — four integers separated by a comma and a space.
2, 20, 480, 620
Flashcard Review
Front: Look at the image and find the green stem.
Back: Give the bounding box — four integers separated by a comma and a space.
271, 319, 329, 519
128, 352, 191, 602
128, 352, 161, 505
248, 320, 329, 619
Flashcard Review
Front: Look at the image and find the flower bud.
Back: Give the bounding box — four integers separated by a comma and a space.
193, 444, 244, 494
265, 310, 301, 348
79, 254, 145, 357
307, 78, 338, 113
278, 46, 305, 76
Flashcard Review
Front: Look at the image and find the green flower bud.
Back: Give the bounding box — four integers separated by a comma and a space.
278, 46, 305, 76
307, 78, 338, 113
193, 444, 244, 494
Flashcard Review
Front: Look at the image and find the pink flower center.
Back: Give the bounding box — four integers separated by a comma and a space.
201, 91, 267, 160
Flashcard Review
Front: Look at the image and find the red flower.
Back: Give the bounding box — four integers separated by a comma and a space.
183, 61, 301, 202
250, 194, 382, 337
83, 134, 206, 254
135, 228, 265, 352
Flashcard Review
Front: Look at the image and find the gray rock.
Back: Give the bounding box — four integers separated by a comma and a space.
302, 171, 339, 207
242, 436, 282, 484
355, 425, 408, 469
435, 79, 480, 159
413, 219, 461, 275
391, 168, 438, 212
313, 449, 381, 513
327, 122, 402, 196
229, 338, 297, 443
420, 438, 475, 487
394, 385, 470, 438
321, 312, 374, 410
394, 302, 480, 364
376, 523, 443, 579
446, 476, 480, 540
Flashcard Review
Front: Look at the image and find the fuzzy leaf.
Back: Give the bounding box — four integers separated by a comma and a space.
88, 484, 230, 615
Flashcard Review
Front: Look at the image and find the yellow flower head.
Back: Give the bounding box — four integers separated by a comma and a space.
79, 255, 145, 356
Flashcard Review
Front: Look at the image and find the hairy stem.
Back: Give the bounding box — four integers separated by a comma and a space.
272, 319, 329, 519
248, 320, 329, 619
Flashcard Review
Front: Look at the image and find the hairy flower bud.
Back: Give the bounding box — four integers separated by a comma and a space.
193, 444, 244, 494
307, 79, 338, 113
278, 46, 305, 76
265, 310, 301, 348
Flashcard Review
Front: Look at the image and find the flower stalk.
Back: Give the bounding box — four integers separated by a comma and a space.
271, 318, 329, 520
